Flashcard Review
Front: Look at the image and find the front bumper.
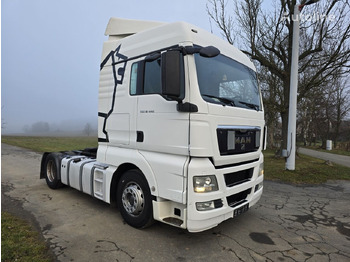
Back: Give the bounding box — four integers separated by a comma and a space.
186, 153, 264, 232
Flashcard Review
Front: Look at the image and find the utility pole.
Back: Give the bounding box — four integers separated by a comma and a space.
286, 0, 320, 170
285, 4, 300, 170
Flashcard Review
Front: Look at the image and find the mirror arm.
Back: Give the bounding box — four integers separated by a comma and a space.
181, 46, 201, 55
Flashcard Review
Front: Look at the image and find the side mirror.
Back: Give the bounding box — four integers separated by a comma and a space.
161, 50, 183, 100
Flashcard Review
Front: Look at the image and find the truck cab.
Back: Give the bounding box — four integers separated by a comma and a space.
41, 18, 265, 232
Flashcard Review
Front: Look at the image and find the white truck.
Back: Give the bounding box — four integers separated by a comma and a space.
40, 18, 265, 232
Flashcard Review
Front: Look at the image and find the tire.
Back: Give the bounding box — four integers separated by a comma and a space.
44, 154, 63, 189
117, 169, 154, 228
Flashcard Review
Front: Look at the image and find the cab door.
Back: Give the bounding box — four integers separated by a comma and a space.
132, 52, 189, 156
131, 52, 190, 204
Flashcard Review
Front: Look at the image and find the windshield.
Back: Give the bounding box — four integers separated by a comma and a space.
194, 54, 261, 111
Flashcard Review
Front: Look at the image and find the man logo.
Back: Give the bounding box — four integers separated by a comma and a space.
236, 136, 252, 150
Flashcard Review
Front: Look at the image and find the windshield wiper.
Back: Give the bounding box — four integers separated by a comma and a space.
202, 94, 236, 107
238, 101, 260, 111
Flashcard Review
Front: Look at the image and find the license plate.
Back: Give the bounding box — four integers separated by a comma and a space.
233, 203, 249, 217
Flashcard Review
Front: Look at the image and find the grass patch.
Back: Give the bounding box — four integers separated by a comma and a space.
2, 135, 98, 152
264, 149, 350, 184
1, 212, 52, 262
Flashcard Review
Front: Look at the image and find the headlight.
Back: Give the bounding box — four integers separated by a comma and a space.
259, 162, 264, 176
193, 175, 218, 193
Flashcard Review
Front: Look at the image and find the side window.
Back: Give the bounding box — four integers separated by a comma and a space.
144, 59, 161, 94
130, 59, 161, 96
130, 63, 138, 95
129, 52, 184, 99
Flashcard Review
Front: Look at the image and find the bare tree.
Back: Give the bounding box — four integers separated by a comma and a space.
83, 123, 92, 136
1, 106, 6, 130
297, 72, 350, 148
31, 121, 50, 133
326, 75, 350, 147
207, 0, 350, 151
259, 66, 283, 148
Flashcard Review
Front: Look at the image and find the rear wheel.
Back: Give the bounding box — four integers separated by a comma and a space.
117, 169, 154, 228
44, 154, 63, 189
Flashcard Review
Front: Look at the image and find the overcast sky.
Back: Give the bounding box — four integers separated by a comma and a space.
2, 0, 218, 134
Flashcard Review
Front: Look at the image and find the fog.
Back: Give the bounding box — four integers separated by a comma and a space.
8, 118, 98, 137
1, 0, 213, 135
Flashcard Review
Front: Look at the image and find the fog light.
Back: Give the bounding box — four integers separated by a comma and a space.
254, 182, 263, 192
196, 201, 215, 211
193, 175, 218, 193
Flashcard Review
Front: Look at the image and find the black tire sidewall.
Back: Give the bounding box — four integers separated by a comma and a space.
44, 154, 62, 189
117, 169, 153, 228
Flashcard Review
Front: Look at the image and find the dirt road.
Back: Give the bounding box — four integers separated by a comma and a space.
2, 143, 350, 261
298, 147, 350, 168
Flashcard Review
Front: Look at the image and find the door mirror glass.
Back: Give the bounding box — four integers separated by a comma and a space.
161, 50, 184, 101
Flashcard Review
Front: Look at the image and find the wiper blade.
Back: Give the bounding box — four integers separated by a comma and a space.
202, 94, 236, 107
238, 101, 260, 111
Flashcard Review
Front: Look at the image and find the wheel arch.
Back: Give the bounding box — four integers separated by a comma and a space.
40, 152, 51, 179
102, 148, 158, 205
109, 162, 157, 207
40, 152, 64, 179
110, 163, 139, 207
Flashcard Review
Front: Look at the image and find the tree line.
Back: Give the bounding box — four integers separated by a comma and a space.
22, 121, 96, 136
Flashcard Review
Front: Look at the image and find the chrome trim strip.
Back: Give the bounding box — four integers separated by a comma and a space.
217, 125, 261, 130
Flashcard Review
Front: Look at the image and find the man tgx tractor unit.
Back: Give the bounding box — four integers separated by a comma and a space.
41, 18, 265, 232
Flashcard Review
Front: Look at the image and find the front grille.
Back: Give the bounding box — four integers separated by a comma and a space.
224, 168, 253, 187
227, 188, 252, 207
217, 127, 260, 156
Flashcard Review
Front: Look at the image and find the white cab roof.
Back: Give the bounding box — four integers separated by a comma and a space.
103, 18, 255, 71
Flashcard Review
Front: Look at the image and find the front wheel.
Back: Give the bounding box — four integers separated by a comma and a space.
117, 169, 154, 228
